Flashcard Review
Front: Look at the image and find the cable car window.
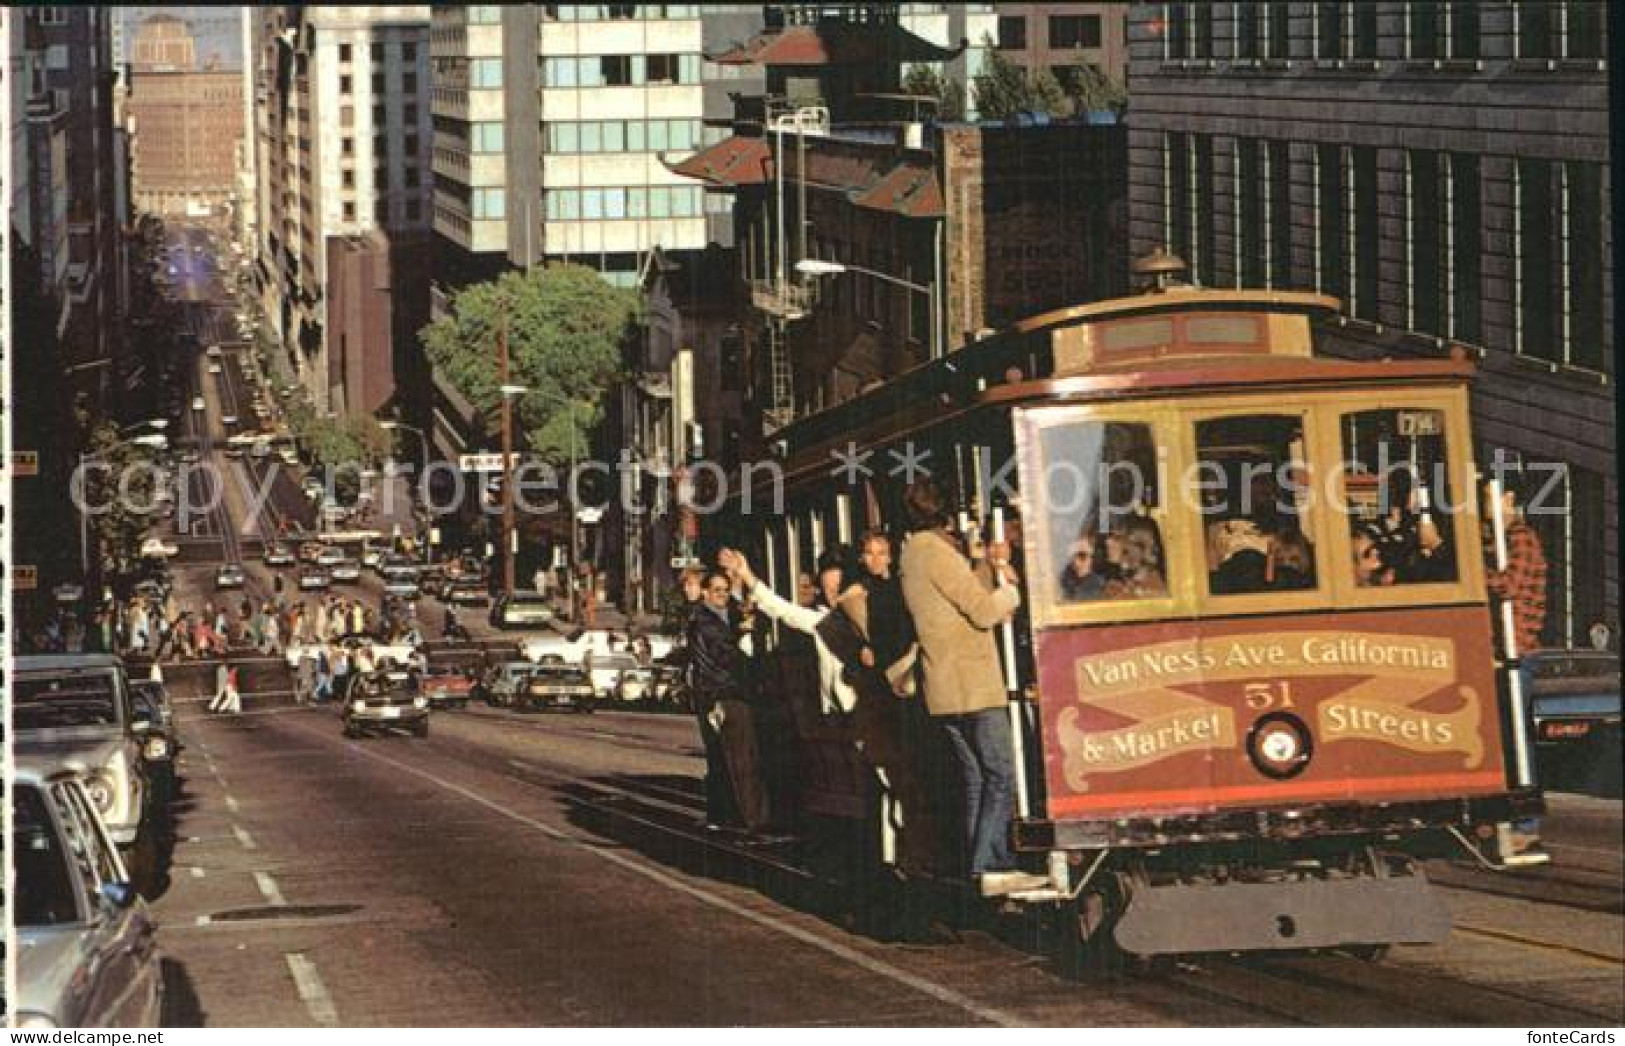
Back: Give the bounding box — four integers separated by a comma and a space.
1195, 414, 1319, 595
1340, 407, 1458, 586
1036, 421, 1168, 604
1100, 318, 1174, 353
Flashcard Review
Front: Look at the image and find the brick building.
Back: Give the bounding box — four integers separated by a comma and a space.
1125, 1, 1614, 646
128, 65, 244, 217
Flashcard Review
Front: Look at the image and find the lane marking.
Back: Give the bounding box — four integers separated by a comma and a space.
1455, 923, 1624, 967
233, 825, 258, 850
225, 795, 240, 813
285, 953, 340, 1027
255, 871, 288, 906
341, 734, 1022, 1027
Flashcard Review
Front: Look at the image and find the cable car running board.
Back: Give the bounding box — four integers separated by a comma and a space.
1113, 873, 1451, 956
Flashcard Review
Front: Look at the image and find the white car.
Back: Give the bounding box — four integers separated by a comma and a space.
191, 396, 205, 412
206, 345, 222, 359
221, 414, 238, 428
207, 363, 222, 375
139, 537, 179, 559
330, 558, 362, 582
316, 546, 346, 568
519, 628, 615, 666
587, 652, 649, 701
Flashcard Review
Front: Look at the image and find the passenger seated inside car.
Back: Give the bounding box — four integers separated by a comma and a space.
1267, 527, 1316, 590
1208, 518, 1271, 594
1058, 533, 1110, 601
1104, 516, 1167, 599
1351, 526, 1395, 587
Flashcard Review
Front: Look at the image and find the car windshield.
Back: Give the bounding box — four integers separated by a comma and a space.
533, 667, 588, 682
511, 595, 549, 606
14, 785, 82, 926
15, 674, 120, 730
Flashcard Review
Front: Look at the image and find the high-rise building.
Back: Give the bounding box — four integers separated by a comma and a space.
1125, 1, 1614, 647
6, 6, 125, 598
130, 12, 197, 72
127, 15, 244, 218
255, 5, 433, 415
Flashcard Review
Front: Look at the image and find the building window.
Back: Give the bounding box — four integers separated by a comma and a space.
1351, 4, 1377, 59
1407, 150, 1443, 333
1349, 146, 1377, 321
342, 169, 355, 190
1234, 1, 1289, 61
1451, 3, 1482, 60
343, 201, 356, 221
646, 53, 678, 83
1266, 140, 1291, 287
1164, 132, 1189, 264
1567, 1, 1606, 60
1314, 143, 1344, 299
1450, 154, 1483, 343
341, 137, 355, 157
404, 104, 418, 124
1315, 2, 1344, 59
341, 105, 355, 127
406, 168, 420, 189
472, 122, 504, 153
473, 187, 505, 220
1164, 3, 1214, 59
402, 42, 417, 62
1515, 157, 1608, 368
997, 15, 1026, 49
339, 43, 352, 63
340, 74, 353, 94
405, 134, 419, 155
1049, 14, 1101, 49
404, 72, 418, 93
1236, 139, 1264, 288
471, 58, 503, 89
371, 42, 385, 63
468, 5, 502, 23
1516, 0, 1557, 58
602, 55, 632, 86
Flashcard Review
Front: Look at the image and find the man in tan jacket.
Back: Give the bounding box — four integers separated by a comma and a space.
899, 479, 1047, 897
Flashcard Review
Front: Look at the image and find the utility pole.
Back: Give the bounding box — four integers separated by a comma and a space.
499, 312, 516, 597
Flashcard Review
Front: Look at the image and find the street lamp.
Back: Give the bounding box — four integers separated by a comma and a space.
498, 382, 528, 597
379, 420, 430, 527
795, 257, 942, 360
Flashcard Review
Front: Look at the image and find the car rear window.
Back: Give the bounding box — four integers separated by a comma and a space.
15, 673, 120, 730
13, 785, 82, 926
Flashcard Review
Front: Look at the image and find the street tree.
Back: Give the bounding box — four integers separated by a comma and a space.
902, 64, 966, 121
972, 38, 1067, 120
77, 415, 159, 575
420, 263, 640, 464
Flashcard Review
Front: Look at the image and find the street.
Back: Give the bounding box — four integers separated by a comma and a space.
150, 700, 1622, 1027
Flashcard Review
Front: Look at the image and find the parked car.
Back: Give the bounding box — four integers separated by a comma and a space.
490, 591, 555, 629
1527, 649, 1622, 796
330, 557, 362, 583
587, 651, 651, 702
316, 546, 346, 568
12, 767, 165, 1029
418, 566, 448, 599
263, 543, 295, 567
477, 660, 542, 709
297, 566, 332, 591
340, 670, 430, 739
191, 396, 205, 412
13, 655, 149, 849
127, 682, 180, 798
518, 663, 596, 714
447, 578, 491, 607
382, 568, 420, 600
214, 563, 246, 589
422, 666, 477, 710
298, 540, 325, 563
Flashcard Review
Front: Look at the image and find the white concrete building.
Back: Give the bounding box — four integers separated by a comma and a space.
256, 5, 432, 411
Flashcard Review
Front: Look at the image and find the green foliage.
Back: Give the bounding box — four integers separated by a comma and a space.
79, 419, 158, 570
288, 407, 391, 504
420, 263, 640, 465
971, 37, 1117, 120
902, 64, 966, 121
1055, 63, 1128, 115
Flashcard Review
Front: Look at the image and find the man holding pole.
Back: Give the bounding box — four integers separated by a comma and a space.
1484, 472, 1549, 865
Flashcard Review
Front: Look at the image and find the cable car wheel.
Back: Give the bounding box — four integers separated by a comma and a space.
1051, 864, 1169, 980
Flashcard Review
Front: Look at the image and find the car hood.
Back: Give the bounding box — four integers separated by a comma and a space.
17, 925, 91, 1022
16, 734, 128, 771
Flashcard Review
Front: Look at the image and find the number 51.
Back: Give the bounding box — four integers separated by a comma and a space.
1244, 681, 1294, 710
